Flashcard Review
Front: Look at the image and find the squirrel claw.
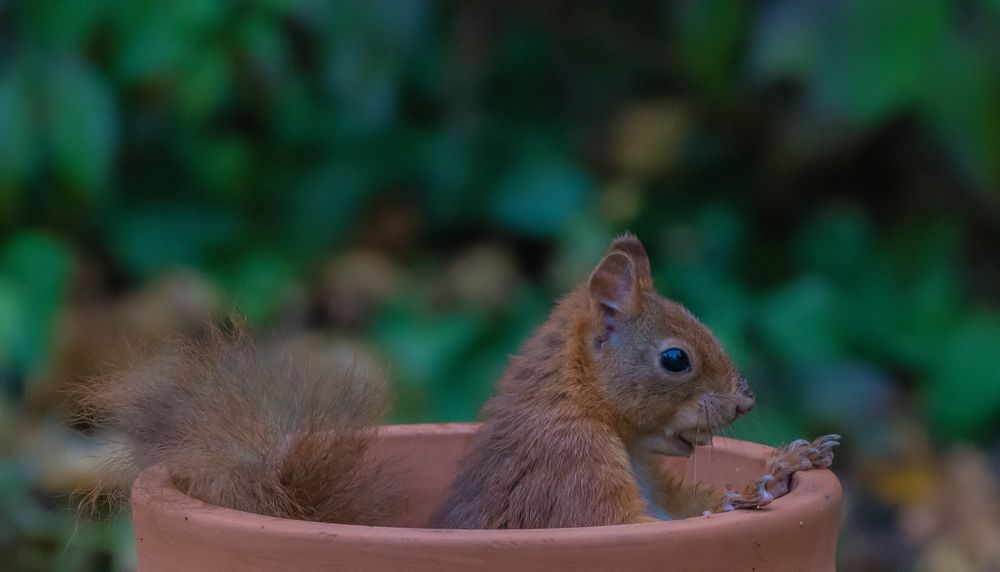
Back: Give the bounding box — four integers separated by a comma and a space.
768, 434, 840, 477
735, 474, 776, 509
802, 434, 839, 469
711, 491, 741, 512
756, 434, 840, 501
711, 474, 777, 513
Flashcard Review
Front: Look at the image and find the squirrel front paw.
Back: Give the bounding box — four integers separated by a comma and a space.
763, 434, 840, 499
705, 434, 840, 516
767, 434, 839, 474
707, 474, 777, 515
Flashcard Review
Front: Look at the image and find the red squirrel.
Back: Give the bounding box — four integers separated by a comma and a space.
83, 234, 837, 527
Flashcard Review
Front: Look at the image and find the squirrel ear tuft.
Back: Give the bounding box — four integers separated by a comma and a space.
589, 251, 639, 318
609, 233, 653, 290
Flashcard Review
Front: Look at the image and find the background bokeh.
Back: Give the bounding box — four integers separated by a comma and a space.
2, 1, 1000, 570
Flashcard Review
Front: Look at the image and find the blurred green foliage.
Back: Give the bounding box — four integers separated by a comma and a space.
1, 1, 1000, 570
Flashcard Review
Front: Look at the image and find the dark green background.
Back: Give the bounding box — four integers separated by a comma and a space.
2, 1, 999, 570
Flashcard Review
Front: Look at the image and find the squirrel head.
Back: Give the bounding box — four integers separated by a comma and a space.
586, 233, 754, 455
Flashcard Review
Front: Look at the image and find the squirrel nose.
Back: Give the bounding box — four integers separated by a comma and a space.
735, 376, 754, 416
736, 400, 754, 416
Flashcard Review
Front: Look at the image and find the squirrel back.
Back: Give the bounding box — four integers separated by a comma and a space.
80, 326, 402, 525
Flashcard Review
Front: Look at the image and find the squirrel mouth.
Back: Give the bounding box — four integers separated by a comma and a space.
677, 428, 713, 447
656, 429, 712, 457
672, 434, 695, 456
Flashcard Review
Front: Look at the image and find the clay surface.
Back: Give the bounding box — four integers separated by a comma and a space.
131, 423, 842, 571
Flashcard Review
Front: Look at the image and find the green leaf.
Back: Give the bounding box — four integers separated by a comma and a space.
0, 233, 73, 380
0, 279, 26, 379
751, 0, 951, 124
0, 69, 35, 212
489, 156, 592, 237
885, 221, 963, 367
819, 0, 948, 122
371, 302, 485, 393
20, 0, 107, 50
176, 48, 231, 124
222, 252, 298, 324
922, 313, 1000, 439
111, 2, 225, 84
44, 59, 118, 199
674, 0, 752, 101
109, 204, 240, 277
919, 33, 1000, 189
795, 206, 874, 287
758, 276, 840, 365
280, 165, 371, 257
418, 132, 477, 225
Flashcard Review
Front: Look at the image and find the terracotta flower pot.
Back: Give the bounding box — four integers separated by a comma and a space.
131, 423, 842, 571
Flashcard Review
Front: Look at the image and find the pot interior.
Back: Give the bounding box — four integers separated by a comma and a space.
373, 423, 769, 527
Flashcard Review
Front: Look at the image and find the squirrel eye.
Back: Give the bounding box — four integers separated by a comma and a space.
659, 348, 691, 373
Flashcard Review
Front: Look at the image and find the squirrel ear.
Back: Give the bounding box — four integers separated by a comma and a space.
609, 233, 653, 290
588, 251, 640, 319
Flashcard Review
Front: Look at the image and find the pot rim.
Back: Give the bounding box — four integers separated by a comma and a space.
131, 422, 842, 545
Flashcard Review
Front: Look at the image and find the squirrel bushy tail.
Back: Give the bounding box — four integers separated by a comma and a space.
80, 325, 402, 525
